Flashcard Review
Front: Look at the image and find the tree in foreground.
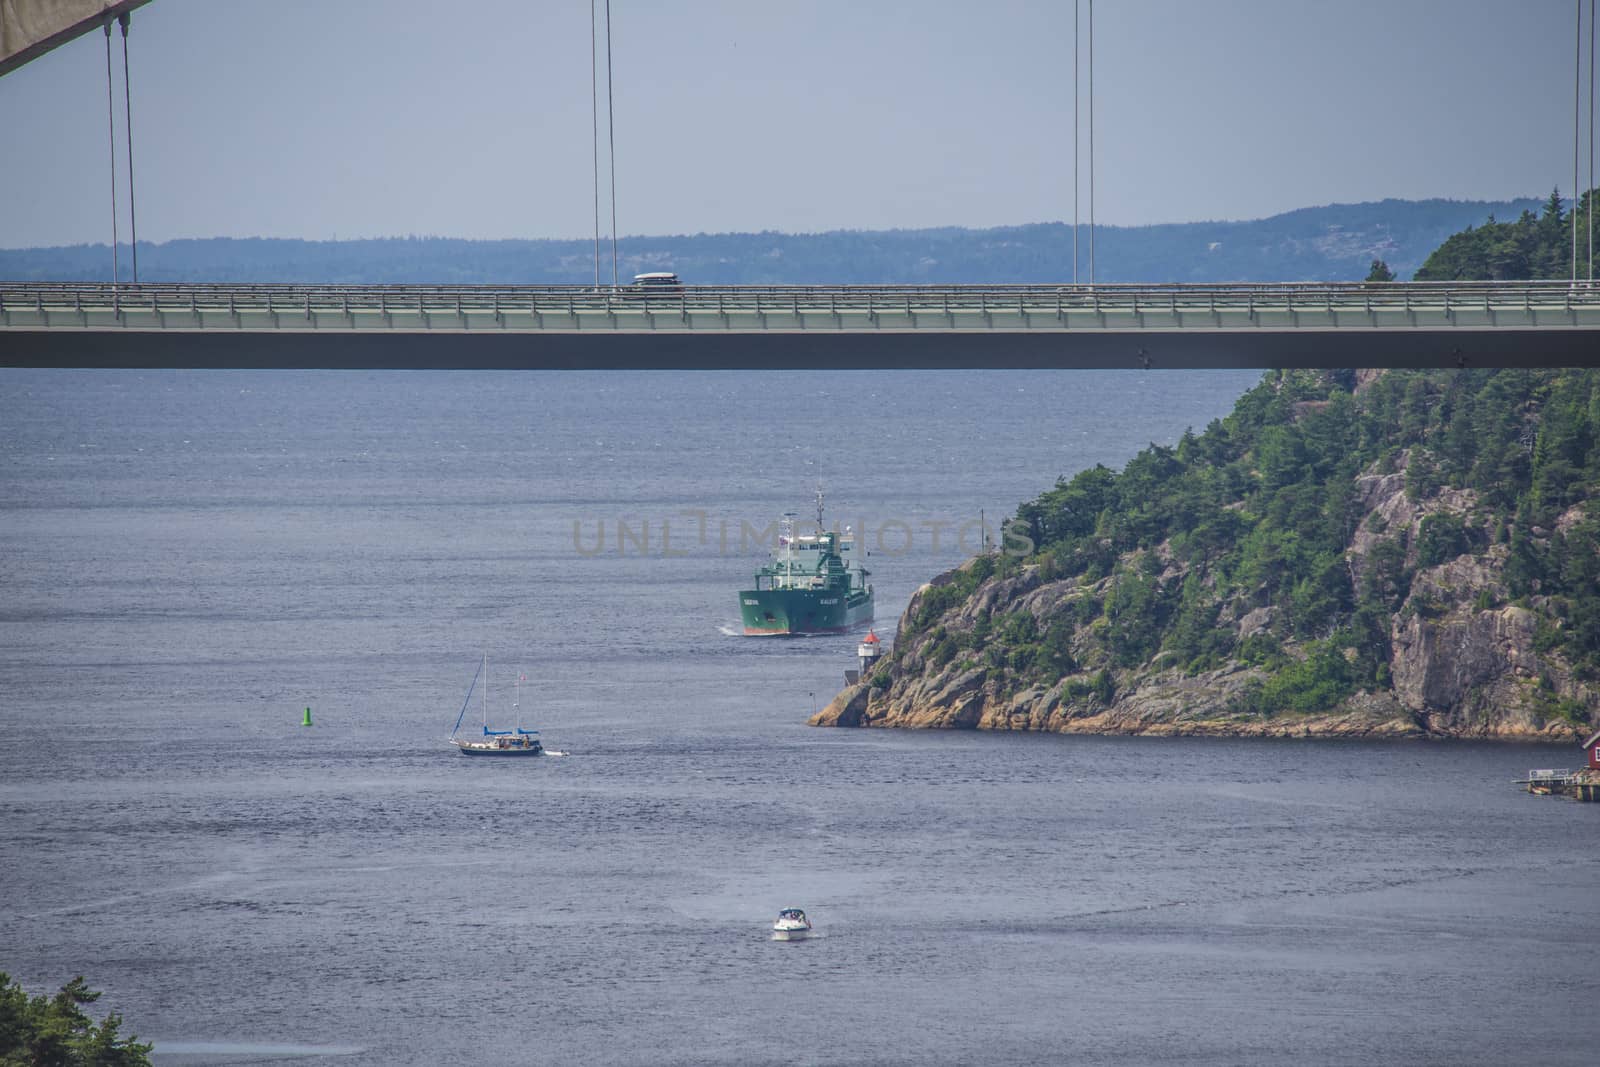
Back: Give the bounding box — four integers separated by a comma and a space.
0, 972, 152, 1067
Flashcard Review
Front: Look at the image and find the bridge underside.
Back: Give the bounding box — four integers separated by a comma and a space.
4, 328, 1596, 370
0, 0, 150, 77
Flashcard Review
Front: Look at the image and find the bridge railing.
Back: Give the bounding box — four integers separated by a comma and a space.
5, 280, 1599, 298
4, 279, 1599, 324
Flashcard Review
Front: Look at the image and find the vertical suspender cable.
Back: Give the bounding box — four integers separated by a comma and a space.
120, 13, 138, 284
1576, 0, 1583, 281
605, 0, 619, 287
590, 0, 601, 287
1088, 0, 1095, 285
1590, 0, 1595, 281
103, 20, 120, 286
1073, 0, 1079, 285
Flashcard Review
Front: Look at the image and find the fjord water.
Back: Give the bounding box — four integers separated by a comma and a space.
1, 369, 1595, 1066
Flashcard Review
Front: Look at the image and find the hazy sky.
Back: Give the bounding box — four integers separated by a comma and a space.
0, 0, 1590, 247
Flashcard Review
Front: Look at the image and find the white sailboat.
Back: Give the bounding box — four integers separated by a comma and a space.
448, 654, 543, 756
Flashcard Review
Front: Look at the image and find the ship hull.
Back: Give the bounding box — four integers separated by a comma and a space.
738, 588, 873, 635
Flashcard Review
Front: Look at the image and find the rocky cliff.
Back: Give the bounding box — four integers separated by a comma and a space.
812, 370, 1600, 742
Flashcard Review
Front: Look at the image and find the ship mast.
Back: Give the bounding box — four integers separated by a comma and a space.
781, 512, 796, 586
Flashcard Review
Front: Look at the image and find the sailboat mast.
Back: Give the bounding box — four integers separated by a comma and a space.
482, 653, 488, 733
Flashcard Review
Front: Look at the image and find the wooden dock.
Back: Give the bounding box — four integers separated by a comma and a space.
1514, 769, 1600, 801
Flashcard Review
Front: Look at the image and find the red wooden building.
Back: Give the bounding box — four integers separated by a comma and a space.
1585, 729, 1600, 771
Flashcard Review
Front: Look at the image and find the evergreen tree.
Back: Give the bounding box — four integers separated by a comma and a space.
1416, 188, 1588, 280
0, 973, 152, 1067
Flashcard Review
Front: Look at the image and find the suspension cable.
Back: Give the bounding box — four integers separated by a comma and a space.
103, 20, 118, 287
1577, 0, 1583, 281
590, 0, 601, 287
605, 0, 618, 287
1088, 0, 1095, 285
1590, 0, 1595, 281
1073, 0, 1079, 286
120, 12, 138, 284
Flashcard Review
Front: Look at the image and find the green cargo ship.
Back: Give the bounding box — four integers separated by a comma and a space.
739, 496, 873, 636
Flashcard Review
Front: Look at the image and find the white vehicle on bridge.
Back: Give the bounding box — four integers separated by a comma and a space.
630, 271, 682, 293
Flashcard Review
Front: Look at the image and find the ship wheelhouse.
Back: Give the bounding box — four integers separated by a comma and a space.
755, 529, 866, 594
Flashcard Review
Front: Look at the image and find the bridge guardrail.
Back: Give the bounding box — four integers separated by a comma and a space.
4, 280, 1599, 330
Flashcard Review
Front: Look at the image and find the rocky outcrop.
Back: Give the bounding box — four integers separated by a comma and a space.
815, 669, 1425, 739
811, 444, 1596, 744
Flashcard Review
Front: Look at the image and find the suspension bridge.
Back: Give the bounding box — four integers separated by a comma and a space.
3, 3, 1599, 370
3, 280, 1597, 369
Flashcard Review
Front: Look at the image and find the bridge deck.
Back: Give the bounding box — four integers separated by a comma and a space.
3, 281, 1598, 369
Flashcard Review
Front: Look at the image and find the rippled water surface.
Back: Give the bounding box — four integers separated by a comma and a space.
1, 369, 1595, 1066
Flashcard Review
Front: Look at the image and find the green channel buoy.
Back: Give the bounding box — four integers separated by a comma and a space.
302, 706, 313, 727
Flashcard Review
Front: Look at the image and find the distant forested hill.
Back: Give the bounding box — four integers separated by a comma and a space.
0, 198, 1540, 285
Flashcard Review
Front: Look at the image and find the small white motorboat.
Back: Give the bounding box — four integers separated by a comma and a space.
772, 907, 812, 940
